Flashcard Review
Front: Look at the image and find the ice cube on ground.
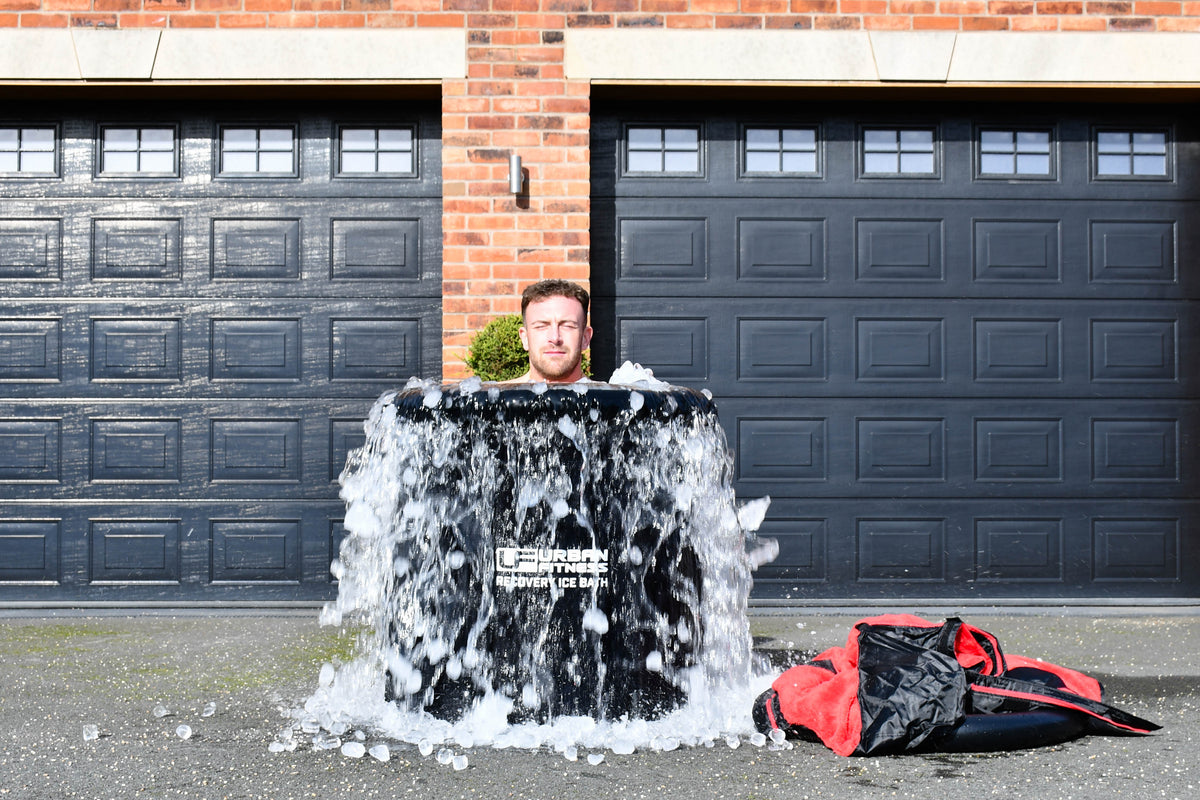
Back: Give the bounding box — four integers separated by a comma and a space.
175, 724, 192, 740
369, 744, 390, 762
436, 748, 454, 765
82, 725, 99, 742
563, 745, 578, 761
587, 753, 605, 765
452, 754, 469, 771
152, 704, 171, 718
341, 742, 366, 758
749, 732, 767, 747
202, 702, 217, 717
418, 739, 434, 757
268, 742, 287, 753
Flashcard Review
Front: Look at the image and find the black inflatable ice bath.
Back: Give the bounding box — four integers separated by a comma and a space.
381, 382, 718, 722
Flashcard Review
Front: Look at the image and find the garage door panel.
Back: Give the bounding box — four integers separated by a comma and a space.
600, 298, 1196, 400
718, 396, 1193, 500
0, 198, 442, 299
1, 107, 441, 201
1, 399, 373, 499
0, 299, 438, 399
749, 498, 1198, 600
602, 200, 1189, 301
0, 501, 344, 597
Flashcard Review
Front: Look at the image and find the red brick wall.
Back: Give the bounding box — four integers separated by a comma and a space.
4, 2, 1198, 378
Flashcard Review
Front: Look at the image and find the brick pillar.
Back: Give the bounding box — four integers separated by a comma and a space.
441, 2, 591, 381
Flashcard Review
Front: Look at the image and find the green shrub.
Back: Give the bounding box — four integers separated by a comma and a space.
464, 314, 591, 381
464, 314, 528, 381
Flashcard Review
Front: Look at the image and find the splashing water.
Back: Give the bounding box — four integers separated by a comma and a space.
299, 364, 776, 753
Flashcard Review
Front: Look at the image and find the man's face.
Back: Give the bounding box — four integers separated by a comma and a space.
519, 295, 592, 383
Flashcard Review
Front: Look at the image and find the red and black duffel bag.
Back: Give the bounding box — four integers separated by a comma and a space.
753, 614, 1160, 756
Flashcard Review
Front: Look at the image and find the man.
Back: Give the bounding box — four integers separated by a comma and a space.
515, 279, 592, 383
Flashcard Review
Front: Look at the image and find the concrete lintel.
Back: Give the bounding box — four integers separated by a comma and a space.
566, 29, 1200, 86
0, 30, 81, 80
151, 29, 467, 81
948, 32, 1200, 84
72, 29, 162, 81
869, 31, 955, 83
565, 30, 878, 83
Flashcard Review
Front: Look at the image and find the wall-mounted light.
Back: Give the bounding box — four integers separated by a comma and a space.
508, 153, 523, 194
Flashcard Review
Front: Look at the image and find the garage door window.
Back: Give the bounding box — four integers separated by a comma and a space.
99, 126, 177, 176
337, 127, 415, 176
625, 126, 701, 175
861, 127, 937, 177
219, 127, 297, 176
1095, 130, 1169, 178
0, 127, 56, 176
744, 127, 819, 176
978, 129, 1053, 178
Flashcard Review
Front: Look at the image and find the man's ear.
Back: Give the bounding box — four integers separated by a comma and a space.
582, 325, 593, 350
518, 325, 530, 351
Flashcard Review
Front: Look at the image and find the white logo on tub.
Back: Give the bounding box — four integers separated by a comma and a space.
495, 547, 609, 590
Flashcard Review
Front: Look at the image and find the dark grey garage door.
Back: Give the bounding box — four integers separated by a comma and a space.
0, 102, 440, 603
592, 101, 1199, 602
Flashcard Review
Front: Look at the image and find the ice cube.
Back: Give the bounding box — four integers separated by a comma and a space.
318, 663, 336, 688
152, 704, 171, 718
586, 753, 605, 765
768, 728, 786, 745
436, 748, 454, 765
369, 744, 390, 762
202, 702, 217, 718
582, 607, 609, 635
452, 754, 468, 771
629, 391, 644, 412
175, 724, 192, 740
82, 724, 99, 742
563, 745, 578, 762
268, 741, 287, 753
749, 732, 767, 747
418, 739, 434, 757
341, 742, 366, 759
725, 735, 741, 749
312, 732, 341, 751
300, 719, 321, 735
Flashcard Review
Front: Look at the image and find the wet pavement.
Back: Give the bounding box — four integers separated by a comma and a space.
0, 607, 1196, 800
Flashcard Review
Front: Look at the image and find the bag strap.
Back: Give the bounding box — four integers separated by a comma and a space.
967, 672, 1161, 734
939, 617, 1007, 676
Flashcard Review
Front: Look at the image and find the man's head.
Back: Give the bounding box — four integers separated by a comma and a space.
518, 279, 592, 383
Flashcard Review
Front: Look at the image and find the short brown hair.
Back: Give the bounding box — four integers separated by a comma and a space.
520, 279, 590, 318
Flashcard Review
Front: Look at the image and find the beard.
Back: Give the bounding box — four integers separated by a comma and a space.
527, 347, 580, 381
